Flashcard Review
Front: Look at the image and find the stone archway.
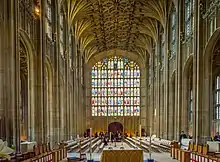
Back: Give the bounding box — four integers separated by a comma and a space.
19, 30, 36, 141
108, 122, 123, 133
203, 28, 220, 136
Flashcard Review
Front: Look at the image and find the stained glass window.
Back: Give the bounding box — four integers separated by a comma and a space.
60, 10, 64, 57
185, 0, 195, 37
46, 0, 52, 39
160, 33, 165, 68
214, 76, 220, 120
91, 56, 141, 116
170, 7, 177, 56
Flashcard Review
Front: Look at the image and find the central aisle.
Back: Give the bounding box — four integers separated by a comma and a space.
64, 142, 178, 162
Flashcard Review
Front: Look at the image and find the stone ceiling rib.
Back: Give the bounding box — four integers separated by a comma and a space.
66, 0, 166, 61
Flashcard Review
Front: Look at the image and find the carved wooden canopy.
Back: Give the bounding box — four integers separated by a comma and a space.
64, 0, 174, 64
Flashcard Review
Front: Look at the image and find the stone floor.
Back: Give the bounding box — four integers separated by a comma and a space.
61, 142, 178, 162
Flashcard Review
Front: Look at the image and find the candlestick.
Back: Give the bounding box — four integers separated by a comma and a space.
90, 128, 92, 137
139, 124, 141, 138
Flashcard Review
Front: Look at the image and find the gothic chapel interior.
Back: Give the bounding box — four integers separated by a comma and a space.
1, 0, 220, 156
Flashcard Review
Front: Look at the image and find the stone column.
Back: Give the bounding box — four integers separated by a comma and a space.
10, 0, 20, 150
0, 0, 20, 150
40, 0, 47, 143
149, 55, 154, 134
176, 0, 183, 141
163, 19, 169, 139
33, 0, 45, 143
64, 56, 68, 140
195, 0, 205, 143
51, 0, 60, 144
0, 0, 5, 141
59, 78, 64, 140
155, 40, 160, 137
73, 70, 77, 137
168, 78, 174, 140
69, 84, 73, 137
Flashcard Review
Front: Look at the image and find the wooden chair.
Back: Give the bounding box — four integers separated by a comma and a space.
189, 143, 194, 151
198, 145, 203, 154
193, 144, 198, 152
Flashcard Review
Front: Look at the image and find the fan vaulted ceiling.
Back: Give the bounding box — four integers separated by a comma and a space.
64, 0, 173, 63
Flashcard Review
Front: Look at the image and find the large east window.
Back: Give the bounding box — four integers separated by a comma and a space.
91, 56, 141, 116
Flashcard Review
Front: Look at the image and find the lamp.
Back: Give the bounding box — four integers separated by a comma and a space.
34, 6, 40, 16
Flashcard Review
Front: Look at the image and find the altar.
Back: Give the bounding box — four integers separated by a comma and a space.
101, 147, 143, 162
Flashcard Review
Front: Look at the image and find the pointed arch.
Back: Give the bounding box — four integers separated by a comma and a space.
203, 27, 220, 136
19, 29, 36, 141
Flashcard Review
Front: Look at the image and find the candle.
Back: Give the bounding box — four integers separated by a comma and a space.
90, 128, 92, 137
139, 125, 141, 138
150, 127, 152, 137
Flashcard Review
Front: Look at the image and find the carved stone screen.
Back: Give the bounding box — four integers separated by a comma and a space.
91, 56, 140, 116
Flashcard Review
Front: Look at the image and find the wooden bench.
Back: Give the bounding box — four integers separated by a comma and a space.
99, 143, 104, 150
125, 138, 140, 149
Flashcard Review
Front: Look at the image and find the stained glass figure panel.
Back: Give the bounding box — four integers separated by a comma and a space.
91, 56, 141, 116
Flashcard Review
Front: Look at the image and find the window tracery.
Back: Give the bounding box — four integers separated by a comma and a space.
214, 76, 220, 120
91, 56, 141, 116
185, 0, 195, 38
46, 0, 52, 39
60, 9, 64, 57
170, 7, 177, 57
